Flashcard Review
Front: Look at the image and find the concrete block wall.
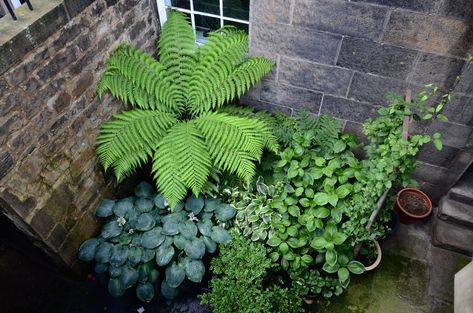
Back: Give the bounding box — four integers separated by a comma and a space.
0, 0, 158, 270
246, 0, 473, 203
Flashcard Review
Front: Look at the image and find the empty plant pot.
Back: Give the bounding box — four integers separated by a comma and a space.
395, 188, 432, 224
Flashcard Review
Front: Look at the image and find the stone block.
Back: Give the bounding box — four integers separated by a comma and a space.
260, 81, 322, 113
454, 261, 473, 313
449, 171, 473, 206
279, 57, 353, 96
29, 209, 55, 239
421, 182, 449, 204
338, 37, 417, 80
438, 0, 473, 21
130, 20, 147, 41
383, 11, 430, 50
28, 4, 69, 47
348, 72, 408, 105
381, 223, 430, 262
63, 0, 95, 18
71, 71, 94, 99
321, 95, 379, 123
433, 214, 473, 256
455, 64, 473, 96
442, 95, 473, 126
351, 0, 437, 12
293, 0, 388, 40
250, 0, 293, 25
0, 189, 36, 218
410, 53, 465, 90
0, 149, 14, 178
46, 224, 68, 251
438, 197, 473, 228
242, 96, 293, 115
427, 120, 472, 149
413, 162, 458, 186
251, 22, 341, 65
418, 144, 460, 168
37, 47, 79, 81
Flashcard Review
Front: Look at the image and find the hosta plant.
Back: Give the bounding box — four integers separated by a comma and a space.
96, 10, 276, 207
78, 182, 235, 302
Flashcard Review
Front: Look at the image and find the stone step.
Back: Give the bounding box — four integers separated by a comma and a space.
439, 197, 473, 229
449, 170, 473, 206
432, 209, 473, 256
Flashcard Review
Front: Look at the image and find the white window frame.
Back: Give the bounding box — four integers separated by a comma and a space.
156, 0, 250, 30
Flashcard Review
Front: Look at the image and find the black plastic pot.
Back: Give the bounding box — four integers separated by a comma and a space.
383, 209, 400, 240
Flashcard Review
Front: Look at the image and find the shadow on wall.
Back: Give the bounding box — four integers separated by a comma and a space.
445, 0, 473, 63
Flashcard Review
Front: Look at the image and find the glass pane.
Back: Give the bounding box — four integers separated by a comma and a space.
168, 0, 190, 9
195, 15, 220, 35
194, 0, 220, 15
223, 0, 249, 20
224, 20, 248, 32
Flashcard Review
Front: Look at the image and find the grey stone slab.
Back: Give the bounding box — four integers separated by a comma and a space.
421, 182, 449, 205
455, 64, 473, 96
439, 197, 473, 228
438, 0, 473, 21
418, 144, 460, 168
260, 81, 322, 113
454, 262, 473, 313
293, 0, 388, 40
0, 149, 14, 178
348, 72, 408, 106
338, 37, 417, 80
449, 170, 473, 206
251, 22, 341, 65
427, 120, 472, 149
424, 17, 473, 58
433, 213, 473, 257
241, 96, 293, 115
63, 0, 95, 18
410, 53, 465, 89
381, 223, 430, 262
351, 0, 437, 12
279, 57, 353, 96
413, 162, 458, 187
320, 95, 379, 122
442, 95, 473, 126
383, 10, 430, 50
250, 0, 293, 25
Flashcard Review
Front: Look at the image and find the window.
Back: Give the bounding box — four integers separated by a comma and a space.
156, 0, 249, 40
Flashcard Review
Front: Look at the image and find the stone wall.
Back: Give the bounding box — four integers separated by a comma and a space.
0, 0, 158, 270
246, 0, 473, 203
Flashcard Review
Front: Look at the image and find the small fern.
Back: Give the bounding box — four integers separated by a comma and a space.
97, 10, 276, 207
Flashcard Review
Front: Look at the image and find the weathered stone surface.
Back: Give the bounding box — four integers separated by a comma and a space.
455, 64, 473, 95
279, 57, 353, 96
260, 81, 322, 113
454, 261, 473, 313
438, 0, 473, 21
442, 95, 473, 126
250, 0, 293, 25
63, 0, 95, 18
242, 96, 293, 115
252, 22, 341, 65
293, 0, 388, 40
449, 170, 473, 205
383, 11, 431, 50
0, 149, 14, 178
321, 96, 379, 122
29, 209, 55, 239
338, 37, 416, 80
348, 72, 408, 105
439, 197, 473, 228
413, 162, 458, 186
433, 213, 473, 256
410, 53, 465, 89
418, 144, 459, 167
351, 0, 437, 12
427, 120, 472, 149
46, 223, 68, 252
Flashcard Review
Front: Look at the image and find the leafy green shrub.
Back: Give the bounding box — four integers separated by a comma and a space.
96, 11, 276, 207
78, 182, 235, 302
200, 233, 303, 313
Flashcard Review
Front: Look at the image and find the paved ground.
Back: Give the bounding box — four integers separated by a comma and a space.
321, 219, 471, 313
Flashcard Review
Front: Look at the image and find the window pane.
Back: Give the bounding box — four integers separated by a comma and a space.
168, 0, 190, 9
224, 20, 248, 32
195, 14, 220, 35
223, 0, 249, 20
194, 0, 219, 15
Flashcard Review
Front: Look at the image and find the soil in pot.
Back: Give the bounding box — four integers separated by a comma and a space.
399, 191, 429, 215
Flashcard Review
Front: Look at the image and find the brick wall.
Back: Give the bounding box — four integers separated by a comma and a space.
0, 0, 158, 270
246, 0, 473, 203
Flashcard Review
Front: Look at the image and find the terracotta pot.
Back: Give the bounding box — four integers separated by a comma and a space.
394, 188, 432, 224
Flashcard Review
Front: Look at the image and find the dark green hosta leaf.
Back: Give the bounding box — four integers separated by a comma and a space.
141, 249, 155, 262
128, 246, 143, 266
215, 204, 236, 221
162, 212, 185, 225
141, 227, 165, 249
136, 282, 155, 302
110, 245, 129, 268
162, 235, 174, 247
210, 226, 231, 244
78, 238, 100, 261
114, 198, 134, 217
185, 259, 205, 283
138, 262, 153, 282
101, 221, 122, 239
156, 245, 175, 266
134, 181, 155, 198
136, 213, 156, 231
149, 269, 160, 283
119, 233, 132, 245
96, 199, 115, 217
108, 278, 125, 297
184, 239, 206, 259
120, 266, 139, 289
204, 197, 220, 212
165, 261, 186, 288
179, 221, 198, 239
161, 280, 179, 300
154, 193, 167, 209
136, 198, 154, 213
94, 263, 108, 274
109, 265, 123, 277
203, 236, 217, 253
198, 212, 213, 221
185, 195, 205, 214
162, 219, 180, 236
197, 220, 212, 237
173, 235, 188, 250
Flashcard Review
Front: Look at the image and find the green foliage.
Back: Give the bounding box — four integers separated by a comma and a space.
78, 182, 234, 302
200, 233, 303, 313
96, 10, 276, 207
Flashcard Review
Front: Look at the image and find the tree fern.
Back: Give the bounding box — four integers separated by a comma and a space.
96, 10, 276, 207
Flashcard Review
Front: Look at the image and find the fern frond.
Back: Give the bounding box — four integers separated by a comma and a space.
112, 149, 150, 182
158, 10, 197, 109
153, 122, 211, 207
97, 110, 178, 172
